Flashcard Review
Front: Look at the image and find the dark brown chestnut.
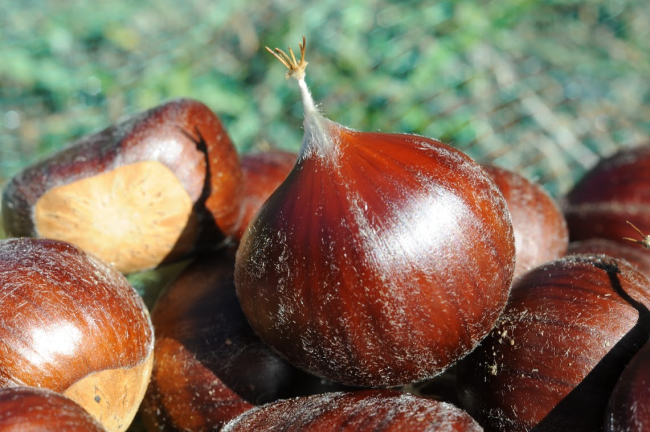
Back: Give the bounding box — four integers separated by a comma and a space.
563, 144, 650, 247
141, 248, 346, 432
457, 254, 650, 432
0, 387, 106, 431
221, 389, 483, 431
0, 238, 154, 432
2, 98, 242, 274
605, 339, 650, 431
235, 149, 297, 240
483, 165, 568, 278
567, 238, 650, 281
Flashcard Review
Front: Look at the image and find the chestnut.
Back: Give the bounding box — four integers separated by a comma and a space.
2, 98, 242, 274
221, 389, 483, 431
563, 144, 650, 247
235, 149, 297, 240
141, 248, 346, 431
605, 339, 650, 431
0, 387, 106, 431
483, 164, 568, 278
457, 254, 650, 432
567, 238, 650, 281
0, 238, 154, 432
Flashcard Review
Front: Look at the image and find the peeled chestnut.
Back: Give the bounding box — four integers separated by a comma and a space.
141, 248, 346, 432
0, 387, 106, 431
235, 39, 515, 387
2, 98, 242, 274
457, 254, 650, 432
221, 389, 483, 431
235, 149, 297, 240
605, 339, 650, 431
483, 165, 568, 278
563, 144, 650, 247
0, 238, 154, 432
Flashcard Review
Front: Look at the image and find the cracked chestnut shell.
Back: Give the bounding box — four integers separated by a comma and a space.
457, 254, 650, 432
235, 38, 515, 388
0, 238, 154, 432
2, 98, 242, 274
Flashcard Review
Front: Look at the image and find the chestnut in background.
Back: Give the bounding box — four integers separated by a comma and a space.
483, 165, 568, 278
0, 387, 106, 432
458, 254, 650, 432
606, 339, 650, 431
221, 389, 483, 431
235, 149, 297, 240
2, 98, 242, 274
0, 238, 154, 432
567, 238, 650, 281
563, 144, 650, 248
140, 248, 346, 432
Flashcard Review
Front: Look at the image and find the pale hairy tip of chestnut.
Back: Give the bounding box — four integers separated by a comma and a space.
33, 160, 196, 274
624, 221, 650, 250
64, 352, 153, 432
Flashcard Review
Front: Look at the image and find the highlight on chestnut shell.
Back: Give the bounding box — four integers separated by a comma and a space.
0, 238, 154, 432
235, 38, 516, 387
221, 389, 483, 431
0, 387, 106, 432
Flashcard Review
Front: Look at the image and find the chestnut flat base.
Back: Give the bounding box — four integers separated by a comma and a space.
63, 350, 154, 432
34, 161, 195, 274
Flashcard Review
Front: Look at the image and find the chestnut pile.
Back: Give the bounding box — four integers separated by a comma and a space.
0, 37, 649, 432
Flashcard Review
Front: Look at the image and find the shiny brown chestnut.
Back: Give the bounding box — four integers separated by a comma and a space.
235, 38, 515, 388
605, 339, 650, 431
0, 238, 154, 432
457, 254, 650, 432
563, 144, 650, 247
141, 248, 346, 432
567, 238, 650, 281
483, 165, 568, 278
2, 98, 242, 274
235, 149, 297, 240
0, 387, 106, 432
221, 389, 483, 431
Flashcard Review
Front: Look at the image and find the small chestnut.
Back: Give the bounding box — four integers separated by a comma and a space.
457, 254, 650, 432
482, 164, 568, 278
2, 98, 242, 274
221, 389, 483, 431
0, 387, 106, 431
0, 238, 154, 432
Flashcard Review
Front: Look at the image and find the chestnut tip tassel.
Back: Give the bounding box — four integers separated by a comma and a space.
236, 38, 516, 388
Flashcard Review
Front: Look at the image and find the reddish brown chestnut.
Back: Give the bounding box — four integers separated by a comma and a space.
563, 144, 650, 247
235, 39, 515, 387
2, 98, 242, 274
457, 255, 650, 432
605, 339, 650, 431
483, 165, 568, 278
141, 248, 346, 432
235, 149, 297, 240
567, 238, 650, 281
221, 389, 483, 431
0, 387, 106, 432
0, 238, 154, 432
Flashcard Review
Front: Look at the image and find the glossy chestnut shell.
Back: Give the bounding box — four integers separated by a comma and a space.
458, 254, 650, 432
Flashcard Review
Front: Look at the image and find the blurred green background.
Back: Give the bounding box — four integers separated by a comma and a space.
1, 0, 649, 205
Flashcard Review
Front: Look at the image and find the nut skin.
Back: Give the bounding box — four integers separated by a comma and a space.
2, 98, 242, 273
221, 389, 483, 432
0, 238, 154, 431
141, 248, 346, 432
457, 254, 650, 432
483, 165, 568, 278
0, 387, 106, 432
235, 149, 297, 241
605, 339, 650, 432
563, 144, 650, 246
236, 128, 515, 388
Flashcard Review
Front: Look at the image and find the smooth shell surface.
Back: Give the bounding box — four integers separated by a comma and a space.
222, 390, 483, 431
236, 125, 515, 387
458, 255, 650, 432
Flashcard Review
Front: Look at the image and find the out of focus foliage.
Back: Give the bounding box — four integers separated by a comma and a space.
1, 0, 649, 197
